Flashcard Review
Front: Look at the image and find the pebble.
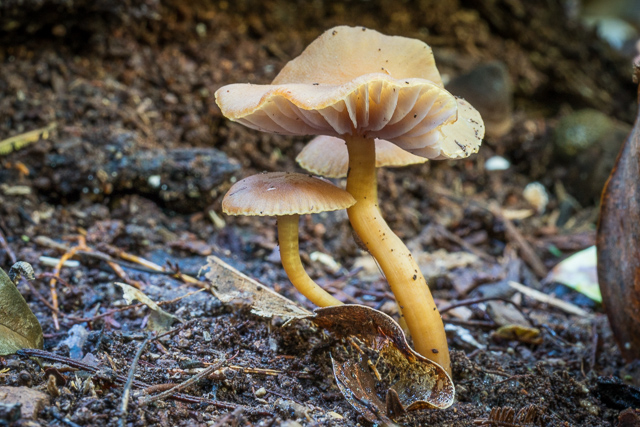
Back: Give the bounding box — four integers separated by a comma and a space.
553, 109, 631, 203
0, 386, 49, 418
275, 398, 311, 420
446, 61, 513, 138
485, 155, 510, 171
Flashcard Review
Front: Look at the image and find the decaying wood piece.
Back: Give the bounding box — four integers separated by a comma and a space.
597, 67, 640, 361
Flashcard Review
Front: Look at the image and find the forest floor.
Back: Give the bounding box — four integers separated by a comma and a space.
1, 0, 639, 426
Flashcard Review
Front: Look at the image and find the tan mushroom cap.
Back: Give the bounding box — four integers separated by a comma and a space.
296, 136, 427, 178
409, 97, 485, 160
216, 74, 457, 149
222, 172, 356, 217
215, 26, 484, 159
272, 26, 443, 87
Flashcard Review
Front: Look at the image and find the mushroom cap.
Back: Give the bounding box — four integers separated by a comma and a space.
408, 97, 485, 160
215, 26, 483, 160
216, 74, 457, 148
272, 26, 443, 87
222, 172, 356, 216
296, 136, 427, 178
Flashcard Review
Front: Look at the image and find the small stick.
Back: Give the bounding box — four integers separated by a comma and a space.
17, 348, 241, 410
490, 204, 547, 278
49, 238, 86, 330
36, 235, 207, 290
435, 224, 495, 263
507, 281, 591, 317
212, 408, 245, 427
139, 358, 226, 406
0, 122, 56, 155
119, 335, 152, 427
440, 296, 534, 326
106, 260, 145, 289
35, 237, 185, 276
112, 248, 207, 287
0, 227, 16, 264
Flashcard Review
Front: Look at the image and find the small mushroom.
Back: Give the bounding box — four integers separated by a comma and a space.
216, 26, 485, 373
296, 136, 427, 179
222, 172, 355, 307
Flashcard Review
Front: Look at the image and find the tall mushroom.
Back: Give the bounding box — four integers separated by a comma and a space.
216, 26, 484, 373
222, 172, 355, 307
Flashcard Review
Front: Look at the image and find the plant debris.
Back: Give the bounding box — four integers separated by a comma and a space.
0, 262, 43, 355
311, 305, 454, 423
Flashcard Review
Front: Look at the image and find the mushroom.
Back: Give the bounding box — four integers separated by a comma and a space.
215, 26, 484, 373
296, 136, 427, 179
222, 172, 355, 307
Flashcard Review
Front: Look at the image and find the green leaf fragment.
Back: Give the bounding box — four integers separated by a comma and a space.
0, 262, 43, 355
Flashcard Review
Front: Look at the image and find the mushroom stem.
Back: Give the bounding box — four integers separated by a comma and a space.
277, 214, 343, 307
344, 135, 451, 373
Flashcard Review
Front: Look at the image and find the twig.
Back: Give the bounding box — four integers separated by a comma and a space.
507, 281, 592, 317
435, 224, 495, 263
490, 204, 548, 278
35, 236, 208, 287
139, 358, 226, 406
119, 335, 152, 427
431, 189, 547, 277
0, 122, 56, 155
212, 407, 245, 427
440, 296, 534, 326
49, 239, 85, 329
106, 260, 145, 289
444, 318, 497, 329
16, 348, 241, 410
35, 237, 189, 276
0, 227, 16, 264
107, 246, 207, 287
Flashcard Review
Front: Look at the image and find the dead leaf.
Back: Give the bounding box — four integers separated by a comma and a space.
115, 283, 179, 333
547, 246, 600, 303
492, 324, 543, 345
486, 301, 529, 327
0, 262, 43, 355
597, 72, 640, 360
310, 305, 454, 423
205, 256, 311, 319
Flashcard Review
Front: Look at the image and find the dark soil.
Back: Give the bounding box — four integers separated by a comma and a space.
0, 0, 638, 425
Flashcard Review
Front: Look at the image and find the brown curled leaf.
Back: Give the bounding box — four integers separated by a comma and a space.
309, 304, 454, 423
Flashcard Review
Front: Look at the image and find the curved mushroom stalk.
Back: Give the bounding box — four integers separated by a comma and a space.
345, 135, 450, 373
278, 214, 343, 307
222, 172, 354, 308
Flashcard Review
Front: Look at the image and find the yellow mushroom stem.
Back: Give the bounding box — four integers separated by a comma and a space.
277, 214, 343, 307
344, 135, 451, 374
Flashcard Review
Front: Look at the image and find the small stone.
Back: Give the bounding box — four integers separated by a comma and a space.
447, 61, 513, 138
275, 398, 310, 420
255, 387, 267, 398
0, 386, 49, 419
579, 399, 599, 416
484, 156, 510, 171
